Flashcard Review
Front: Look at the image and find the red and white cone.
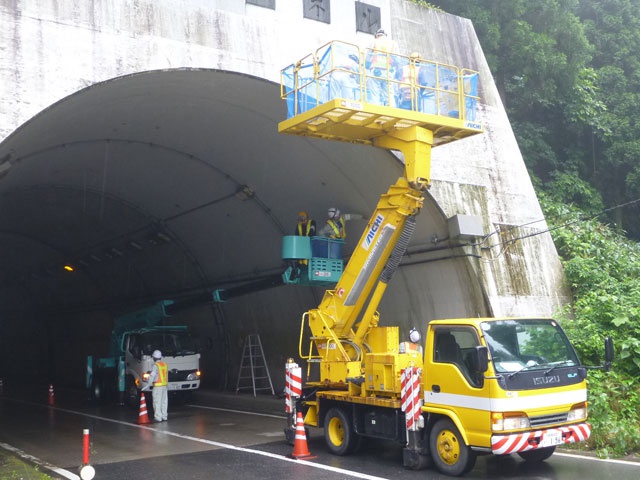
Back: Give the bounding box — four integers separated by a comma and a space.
48, 384, 55, 406
288, 411, 316, 460
138, 392, 150, 424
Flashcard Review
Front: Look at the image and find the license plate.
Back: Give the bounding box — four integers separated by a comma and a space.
540, 430, 563, 447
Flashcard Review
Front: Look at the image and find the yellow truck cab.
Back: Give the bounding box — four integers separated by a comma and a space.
423, 318, 598, 474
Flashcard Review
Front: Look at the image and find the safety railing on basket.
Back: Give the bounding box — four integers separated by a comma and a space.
280, 40, 479, 122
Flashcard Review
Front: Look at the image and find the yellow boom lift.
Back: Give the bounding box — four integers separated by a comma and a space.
279, 41, 612, 476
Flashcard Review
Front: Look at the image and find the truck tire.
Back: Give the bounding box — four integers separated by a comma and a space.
91, 373, 107, 403
518, 446, 556, 463
324, 407, 359, 456
124, 376, 139, 408
429, 418, 476, 476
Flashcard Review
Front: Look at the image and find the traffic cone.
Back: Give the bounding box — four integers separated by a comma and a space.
288, 411, 316, 460
138, 392, 150, 424
48, 384, 55, 406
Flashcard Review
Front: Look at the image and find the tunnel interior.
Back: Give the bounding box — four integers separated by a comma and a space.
0, 68, 462, 392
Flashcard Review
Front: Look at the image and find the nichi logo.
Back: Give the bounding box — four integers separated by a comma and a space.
362, 214, 384, 250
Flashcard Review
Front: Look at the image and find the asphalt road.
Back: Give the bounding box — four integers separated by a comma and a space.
1, 385, 639, 480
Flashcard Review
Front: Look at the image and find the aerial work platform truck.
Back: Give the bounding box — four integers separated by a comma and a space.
279, 41, 613, 476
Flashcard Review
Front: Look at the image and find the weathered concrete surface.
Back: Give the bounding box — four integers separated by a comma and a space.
0, 0, 570, 390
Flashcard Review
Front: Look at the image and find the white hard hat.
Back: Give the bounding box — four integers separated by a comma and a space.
409, 328, 421, 343
152, 350, 162, 359
328, 207, 337, 217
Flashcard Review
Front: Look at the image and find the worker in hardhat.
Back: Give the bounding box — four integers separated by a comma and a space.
319, 207, 345, 240
147, 349, 169, 422
397, 52, 422, 110
329, 50, 361, 101
366, 28, 398, 106
318, 207, 346, 259
294, 210, 316, 236
290, 211, 316, 280
400, 328, 423, 354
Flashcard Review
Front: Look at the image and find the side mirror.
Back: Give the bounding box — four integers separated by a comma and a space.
604, 337, 614, 372
470, 346, 489, 373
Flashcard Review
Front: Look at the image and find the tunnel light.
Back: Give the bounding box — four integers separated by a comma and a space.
63, 264, 75, 272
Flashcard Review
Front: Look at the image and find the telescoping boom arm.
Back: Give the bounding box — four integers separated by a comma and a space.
279, 40, 483, 383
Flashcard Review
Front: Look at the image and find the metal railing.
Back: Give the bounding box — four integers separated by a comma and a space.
281, 40, 480, 121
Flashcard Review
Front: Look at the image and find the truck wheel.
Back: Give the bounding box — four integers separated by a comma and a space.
518, 446, 556, 463
429, 418, 476, 476
91, 374, 105, 403
124, 376, 139, 408
324, 407, 358, 456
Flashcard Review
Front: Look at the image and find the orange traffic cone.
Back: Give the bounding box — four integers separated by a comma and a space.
288, 411, 317, 460
138, 392, 150, 424
48, 384, 55, 406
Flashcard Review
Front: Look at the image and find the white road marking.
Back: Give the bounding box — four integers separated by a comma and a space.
5, 397, 638, 480
187, 403, 286, 419
555, 451, 640, 467
4, 399, 389, 480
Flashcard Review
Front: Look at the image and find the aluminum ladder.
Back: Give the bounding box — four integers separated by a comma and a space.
235, 334, 275, 396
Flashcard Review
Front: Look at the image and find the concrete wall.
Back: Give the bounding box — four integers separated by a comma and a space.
0, 0, 571, 390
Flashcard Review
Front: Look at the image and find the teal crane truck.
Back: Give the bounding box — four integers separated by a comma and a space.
86, 300, 201, 406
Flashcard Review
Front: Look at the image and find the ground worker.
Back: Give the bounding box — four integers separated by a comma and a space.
148, 350, 168, 422
400, 328, 423, 354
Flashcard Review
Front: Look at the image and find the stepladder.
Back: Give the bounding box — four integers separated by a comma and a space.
236, 334, 275, 396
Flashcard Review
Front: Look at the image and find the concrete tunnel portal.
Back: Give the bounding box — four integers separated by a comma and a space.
0, 67, 488, 393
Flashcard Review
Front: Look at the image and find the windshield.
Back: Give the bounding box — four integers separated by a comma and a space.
137, 332, 198, 357
481, 319, 580, 374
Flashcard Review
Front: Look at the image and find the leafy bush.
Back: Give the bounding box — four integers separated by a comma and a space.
539, 190, 640, 456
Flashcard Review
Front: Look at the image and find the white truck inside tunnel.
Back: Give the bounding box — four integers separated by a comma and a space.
0, 69, 491, 391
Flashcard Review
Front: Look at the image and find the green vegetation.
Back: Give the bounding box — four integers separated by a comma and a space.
425, 0, 640, 456
0, 449, 55, 480
541, 187, 640, 456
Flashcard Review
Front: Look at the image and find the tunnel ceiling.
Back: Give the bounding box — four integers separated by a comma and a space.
0, 68, 446, 315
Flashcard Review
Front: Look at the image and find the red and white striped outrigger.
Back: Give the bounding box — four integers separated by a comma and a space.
401, 366, 423, 432
285, 358, 302, 415
492, 423, 591, 455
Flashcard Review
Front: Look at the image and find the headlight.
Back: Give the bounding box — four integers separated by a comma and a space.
567, 402, 588, 422
492, 412, 530, 431
187, 370, 201, 381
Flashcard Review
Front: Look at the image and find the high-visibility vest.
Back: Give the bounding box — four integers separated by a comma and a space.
153, 361, 168, 387
400, 64, 420, 86
400, 342, 423, 354
328, 218, 346, 239
399, 64, 420, 99
297, 221, 312, 236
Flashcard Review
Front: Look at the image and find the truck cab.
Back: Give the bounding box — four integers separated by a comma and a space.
424, 318, 593, 471
86, 300, 201, 406
123, 327, 201, 405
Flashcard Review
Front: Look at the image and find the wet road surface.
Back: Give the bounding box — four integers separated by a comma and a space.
1, 385, 639, 479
